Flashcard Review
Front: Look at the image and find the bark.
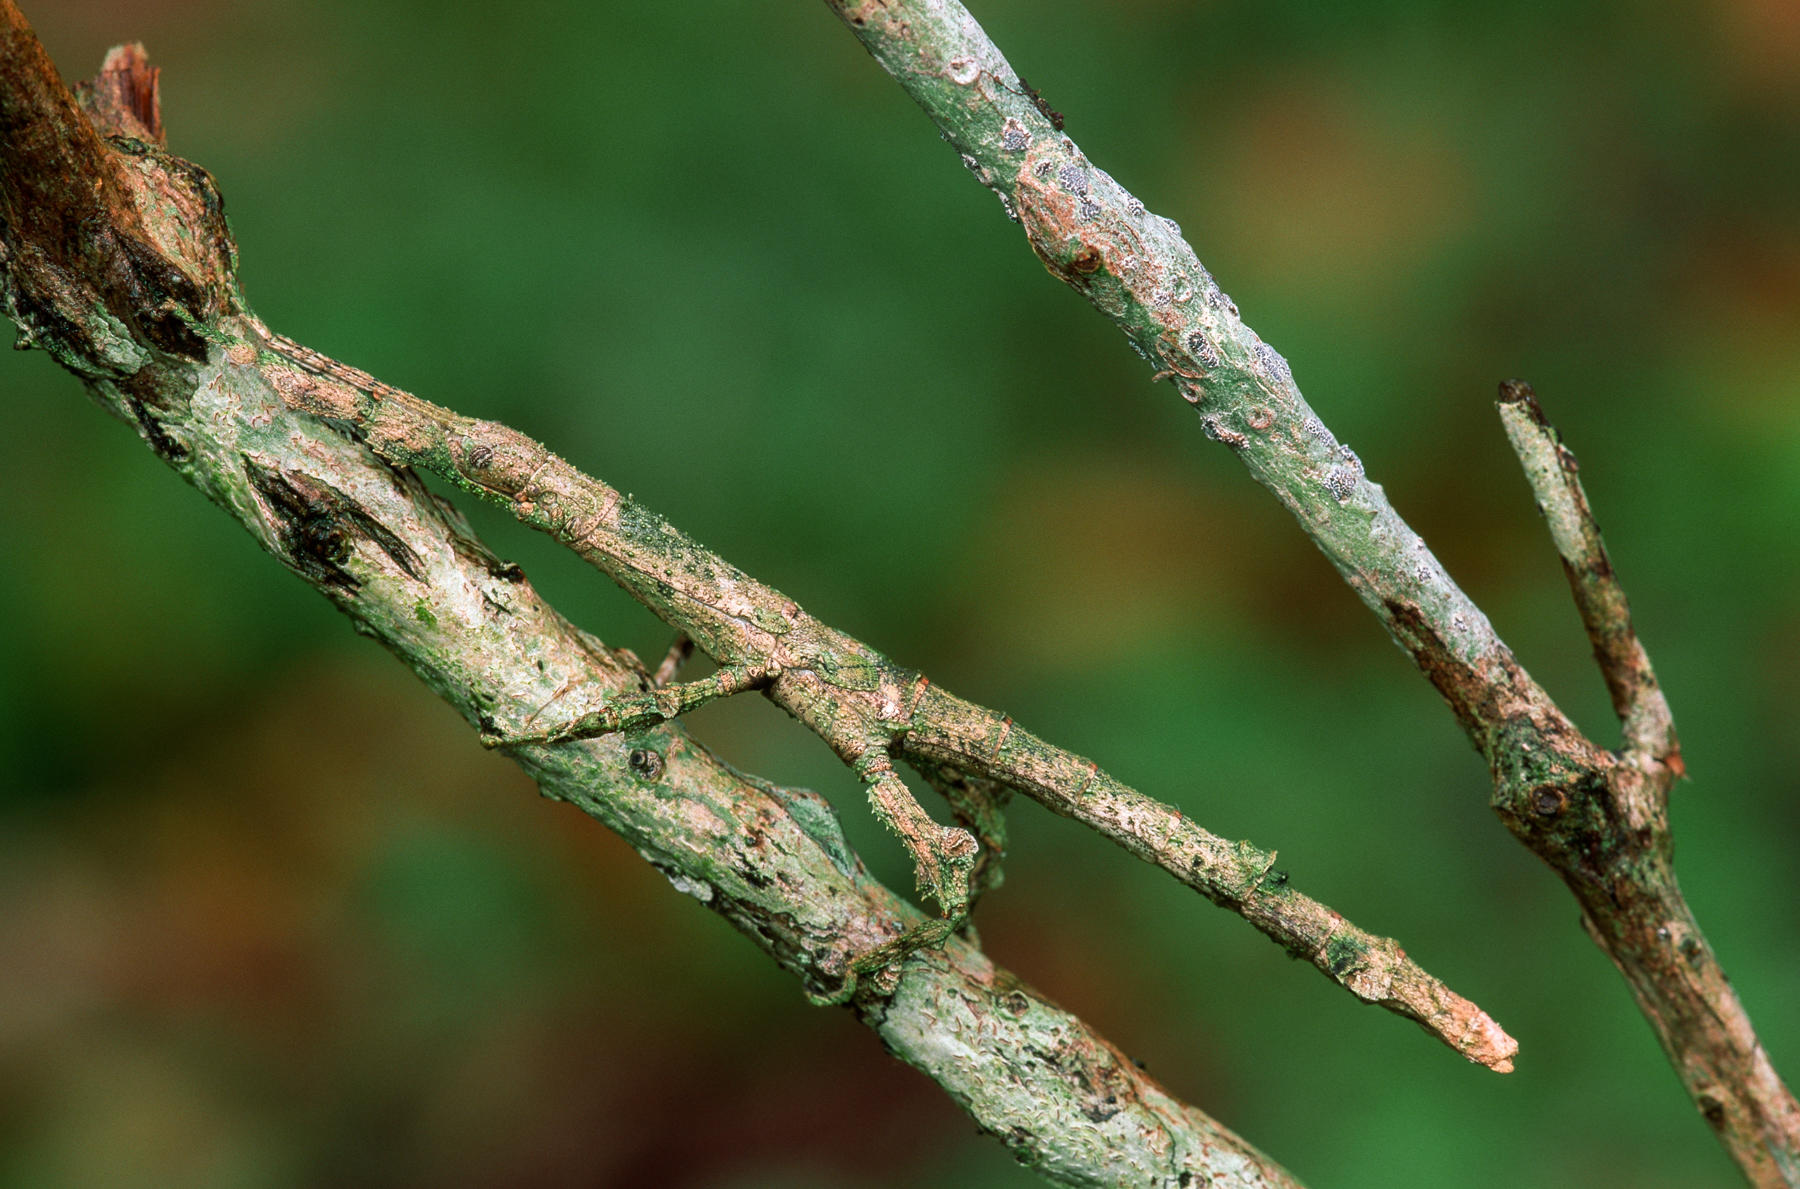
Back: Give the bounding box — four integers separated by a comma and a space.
822, 1, 1800, 1182
0, 9, 1307, 1188
255, 325, 1514, 1069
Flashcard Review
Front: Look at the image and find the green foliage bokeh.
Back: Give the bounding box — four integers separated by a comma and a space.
2, 2, 1796, 1186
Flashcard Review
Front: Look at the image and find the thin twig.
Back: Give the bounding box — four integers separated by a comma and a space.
1497, 379, 1680, 765
652, 632, 694, 687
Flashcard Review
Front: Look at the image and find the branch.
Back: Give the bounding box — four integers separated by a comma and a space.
1495, 382, 1798, 1185
821, 0, 1799, 1181
0, 19, 213, 372
823, 0, 1562, 757
0, 19, 1302, 1187
254, 327, 1514, 1070
1497, 379, 1679, 764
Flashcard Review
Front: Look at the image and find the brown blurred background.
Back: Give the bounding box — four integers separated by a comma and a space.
2, 1, 1798, 1186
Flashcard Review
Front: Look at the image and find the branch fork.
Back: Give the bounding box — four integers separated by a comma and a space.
826, 0, 1792, 1178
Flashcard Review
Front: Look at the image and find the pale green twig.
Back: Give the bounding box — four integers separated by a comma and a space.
823, 0, 1552, 752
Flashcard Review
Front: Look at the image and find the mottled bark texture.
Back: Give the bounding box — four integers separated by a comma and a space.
0, 12, 1303, 1188
257, 328, 1513, 1068
823, 1, 1799, 1183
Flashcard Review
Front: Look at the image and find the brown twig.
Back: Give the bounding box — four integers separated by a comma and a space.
1497, 379, 1680, 766
0, 11, 210, 369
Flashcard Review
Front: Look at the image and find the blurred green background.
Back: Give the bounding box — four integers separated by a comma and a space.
3, 1, 1797, 1186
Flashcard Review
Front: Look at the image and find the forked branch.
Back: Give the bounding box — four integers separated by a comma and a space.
823, 0, 1797, 1180
1497, 379, 1680, 764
